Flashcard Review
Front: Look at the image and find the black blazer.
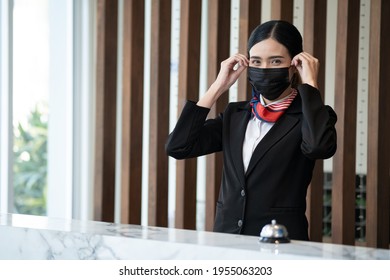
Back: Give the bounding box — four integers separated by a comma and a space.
166, 84, 337, 241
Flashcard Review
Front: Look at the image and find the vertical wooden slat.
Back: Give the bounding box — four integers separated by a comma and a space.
148, 0, 171, 227
237, 0, 261, 102
332, 0, 360, 245
120, 0, 145, 224
270, 0, 293, 22
94, 0, 118, 222
303, 0, 327, 242
366, 0, 390, 249
204, 0, 231, 231
175, 0, 202, 229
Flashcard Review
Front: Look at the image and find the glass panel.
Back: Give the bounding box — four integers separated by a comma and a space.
12, 0, 49, 215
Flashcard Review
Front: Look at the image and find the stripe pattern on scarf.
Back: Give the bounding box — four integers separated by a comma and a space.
250, 88, 298, 123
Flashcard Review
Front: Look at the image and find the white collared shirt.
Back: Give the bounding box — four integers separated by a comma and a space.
242, 116, 274, 173
242, 94, 293, 173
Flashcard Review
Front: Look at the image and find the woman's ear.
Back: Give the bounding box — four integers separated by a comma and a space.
290, 71, 302, 88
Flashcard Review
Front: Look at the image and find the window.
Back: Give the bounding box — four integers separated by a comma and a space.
0, 0, 96, 220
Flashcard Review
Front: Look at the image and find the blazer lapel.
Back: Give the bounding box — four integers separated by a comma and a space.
230, 104, 251, 186
245, 113, 299, 177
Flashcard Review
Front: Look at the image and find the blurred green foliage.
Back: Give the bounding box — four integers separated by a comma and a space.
13, 105, 47, 215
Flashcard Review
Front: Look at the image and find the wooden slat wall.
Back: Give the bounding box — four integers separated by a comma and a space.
332, 0, 360, 245
94, 0, 390, 248
175, 0, 202, 230
120, 0, 145, 224
237, 0, 261, 102
148, 0, 171, 227
303, 0, 327, 242
270, 0, 293, 22
366, 0, 390, 249
94, 0, 118, 222
204, 0, 231, 231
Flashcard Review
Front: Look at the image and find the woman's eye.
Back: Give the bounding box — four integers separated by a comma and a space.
251, 60, 261, 65
271, 59, 281, 65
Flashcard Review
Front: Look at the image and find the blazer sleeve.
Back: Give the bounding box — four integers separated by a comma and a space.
165, 101, 223, 159
298, 84, 338, 160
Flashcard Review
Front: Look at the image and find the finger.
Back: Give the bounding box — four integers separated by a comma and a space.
222, 54, 248, 70
291, 54, 303, 67
231, 55, 249, 71
295, 52, 318, 65
233, 53, 249, 67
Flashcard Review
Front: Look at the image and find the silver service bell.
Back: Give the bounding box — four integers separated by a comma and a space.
259, 219, 290, 243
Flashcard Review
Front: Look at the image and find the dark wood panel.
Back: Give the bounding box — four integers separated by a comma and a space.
270, 0, 293, 22
303, 0, 327, 242
175, 157, 198, 229
94, 0, 118, 223
366, 0, 390, 248
148, 0, 171, 227
175, 0, 202, 230
237, 0, 261, 102
205, 0, 231, 231
331, 0, 360, 245
120, 0, 145, 224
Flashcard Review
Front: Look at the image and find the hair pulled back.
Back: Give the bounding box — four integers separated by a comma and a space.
247, 20, 303, 59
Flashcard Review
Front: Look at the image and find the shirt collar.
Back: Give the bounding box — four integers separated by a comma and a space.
260, 90, 295, 107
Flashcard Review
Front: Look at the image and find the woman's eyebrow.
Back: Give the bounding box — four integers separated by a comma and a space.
250, 55, 285, 59
268, 55, 285, 59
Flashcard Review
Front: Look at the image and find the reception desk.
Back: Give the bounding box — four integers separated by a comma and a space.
0, 213, 389, 260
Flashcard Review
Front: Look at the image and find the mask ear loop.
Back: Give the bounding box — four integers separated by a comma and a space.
290, 66, 301, 89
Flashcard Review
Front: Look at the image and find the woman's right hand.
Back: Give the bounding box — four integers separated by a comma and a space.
197, 54, 249, 108
212, 53, 249, 94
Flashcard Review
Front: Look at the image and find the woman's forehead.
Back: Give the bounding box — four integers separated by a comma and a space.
249, 38, 290, 58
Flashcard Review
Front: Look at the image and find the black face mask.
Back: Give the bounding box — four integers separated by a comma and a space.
247, 66, 291, 100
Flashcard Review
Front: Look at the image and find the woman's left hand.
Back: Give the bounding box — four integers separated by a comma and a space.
291, 52, 319, 89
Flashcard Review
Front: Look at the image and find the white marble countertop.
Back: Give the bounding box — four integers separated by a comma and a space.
0, 213, 389, 260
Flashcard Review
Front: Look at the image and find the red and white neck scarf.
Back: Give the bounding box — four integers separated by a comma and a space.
250, 88, 298, 123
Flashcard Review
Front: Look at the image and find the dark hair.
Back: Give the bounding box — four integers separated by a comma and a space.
247, 20, 303, 87
247, 20, 303, 59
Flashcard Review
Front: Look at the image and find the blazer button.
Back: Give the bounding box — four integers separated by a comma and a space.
241, 189, 245, 197
238, 220, 243, 227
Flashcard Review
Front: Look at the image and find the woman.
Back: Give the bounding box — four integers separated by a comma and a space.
166, 20, 337, 241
